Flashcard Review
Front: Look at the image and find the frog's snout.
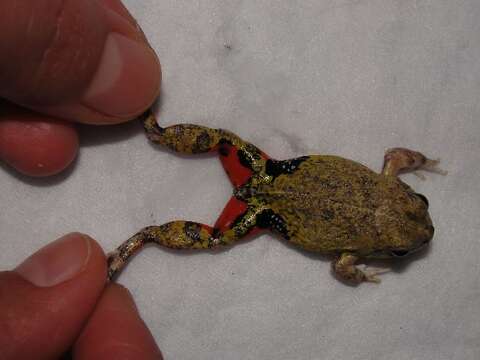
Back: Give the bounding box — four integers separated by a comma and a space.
407, 191, 434, 246
424, 224, 434, 242
415, 218, 434, 253
422, 224, 434, 245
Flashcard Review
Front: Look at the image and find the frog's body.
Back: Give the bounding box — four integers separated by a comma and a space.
239, 155, 433, 257
108, 111, 443, 284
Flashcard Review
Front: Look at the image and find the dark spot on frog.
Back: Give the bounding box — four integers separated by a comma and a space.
193, 131, 211, 152
142, 225, 164, 243
233, 185, 257, 201
320, 209, 335, 221
184, 222, 202, 242
237, 145, 262, 170
212, 227, 222, 239
219, 145, 229, 157
237, 149, 251, 169
265, 157, 309, 178
255, 209, 290, 239
218, 138, 233, 157
347, 224, 359, 237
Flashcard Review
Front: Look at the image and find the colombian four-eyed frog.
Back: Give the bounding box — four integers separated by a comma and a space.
108, 111, 445, 284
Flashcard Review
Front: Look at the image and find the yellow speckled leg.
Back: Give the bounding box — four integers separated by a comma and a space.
382, 148, 447, 178
107, 208, 266, 280
141, 109, 268, 181
142, 109, 248, 154
332, 253, 388, 284
107, 221, 232, 280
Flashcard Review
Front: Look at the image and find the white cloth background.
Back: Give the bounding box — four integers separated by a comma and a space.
1, 1, 479, 359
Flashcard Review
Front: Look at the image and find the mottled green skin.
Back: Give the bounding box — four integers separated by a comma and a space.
237, 155, 433, 258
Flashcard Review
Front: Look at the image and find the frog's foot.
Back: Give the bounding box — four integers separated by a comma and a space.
332, 254, 389, 285
107, 232, 148, 280
382, 148, 447, 178
355, 264, 390, 283
107, 250, 123, 280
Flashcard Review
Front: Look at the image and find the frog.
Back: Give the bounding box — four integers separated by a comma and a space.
107, 111, 446, 284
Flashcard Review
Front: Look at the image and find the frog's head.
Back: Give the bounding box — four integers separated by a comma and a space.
373, 184, 434, 259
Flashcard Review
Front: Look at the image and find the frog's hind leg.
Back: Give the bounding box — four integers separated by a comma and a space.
382, 147, 447, 178
108, 195, 272, 280
107, 200, 267, 280
143, 110, 225, 154
108, 221, 219, 280
143, 110, 269, 187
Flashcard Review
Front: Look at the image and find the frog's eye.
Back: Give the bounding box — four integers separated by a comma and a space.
415, 193, 429, 208
391, 250, 409, 257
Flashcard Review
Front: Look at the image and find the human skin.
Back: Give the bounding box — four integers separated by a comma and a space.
0, 0, 161, 176
0, 233, 163, 360
0, 1, 163, 358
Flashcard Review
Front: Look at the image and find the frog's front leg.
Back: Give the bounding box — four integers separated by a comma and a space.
332, 253, 389, 284
382, 148, 447, 178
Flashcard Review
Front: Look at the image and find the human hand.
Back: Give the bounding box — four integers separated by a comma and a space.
0, 0, 161, 177
0, 233, 163, 360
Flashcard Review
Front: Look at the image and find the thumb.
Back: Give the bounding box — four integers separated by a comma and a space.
0, 0, 161, 124
0, 233, 107, 360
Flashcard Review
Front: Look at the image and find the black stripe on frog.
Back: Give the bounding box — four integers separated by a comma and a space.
265, 156, 309, 178
255, 209, 290, 240
237, 144, 264, 170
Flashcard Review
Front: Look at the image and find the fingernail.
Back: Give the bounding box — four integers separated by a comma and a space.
83, 33, 161, 118
16, 233, 91, 287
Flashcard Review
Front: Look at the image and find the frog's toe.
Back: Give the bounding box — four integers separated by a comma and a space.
359, 266, 390, 283
420, 157, 448, 176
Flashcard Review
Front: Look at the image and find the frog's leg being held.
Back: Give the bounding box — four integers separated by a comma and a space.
142, 110, 269, 187
107, 112, 271, 279
107, 199, 270, 279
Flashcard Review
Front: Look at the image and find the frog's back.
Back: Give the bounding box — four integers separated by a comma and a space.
261, 155, 395, 253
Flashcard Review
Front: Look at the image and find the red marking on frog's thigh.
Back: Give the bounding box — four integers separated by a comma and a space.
244, 226, 263, 238
219, 144, 253, 187
199, 224, 214, 234
214, 196, 249, 232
